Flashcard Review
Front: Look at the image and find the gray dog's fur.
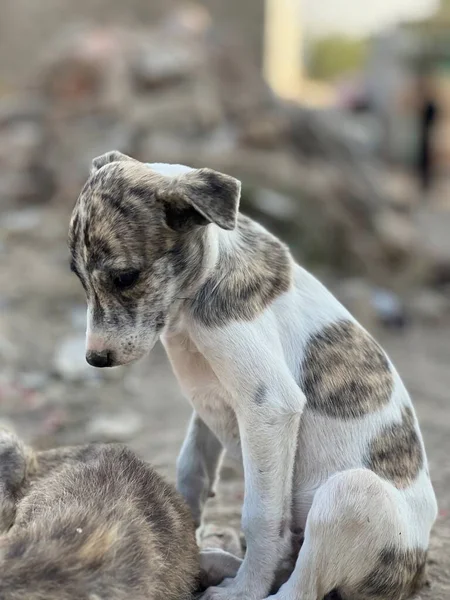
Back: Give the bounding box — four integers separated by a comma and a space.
0, 429, 202, 600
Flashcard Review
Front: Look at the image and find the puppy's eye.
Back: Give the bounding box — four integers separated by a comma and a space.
113, 270, 140, 290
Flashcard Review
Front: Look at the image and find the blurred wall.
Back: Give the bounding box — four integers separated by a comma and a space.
0, 0, 265, 88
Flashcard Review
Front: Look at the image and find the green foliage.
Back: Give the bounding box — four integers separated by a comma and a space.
308, 35, 368, 81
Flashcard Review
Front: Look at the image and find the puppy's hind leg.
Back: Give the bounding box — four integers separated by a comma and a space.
0, 429, 33, 531
269, 469, 426, 600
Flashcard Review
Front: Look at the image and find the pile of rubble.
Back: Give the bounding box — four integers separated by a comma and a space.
0, 4, 430, 286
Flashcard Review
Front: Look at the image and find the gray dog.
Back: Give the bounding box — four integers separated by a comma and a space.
0, 429, 241, 599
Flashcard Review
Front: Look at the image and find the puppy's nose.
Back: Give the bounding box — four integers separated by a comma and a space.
86, 350, 114, 368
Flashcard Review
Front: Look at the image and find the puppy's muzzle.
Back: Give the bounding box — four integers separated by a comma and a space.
86, 349, 115, 368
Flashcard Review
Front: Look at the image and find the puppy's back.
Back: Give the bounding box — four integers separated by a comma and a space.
0, 438, 199, 600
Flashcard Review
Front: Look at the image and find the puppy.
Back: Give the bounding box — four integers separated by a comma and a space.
0, 429, 201, 600
69, 151, 438, 600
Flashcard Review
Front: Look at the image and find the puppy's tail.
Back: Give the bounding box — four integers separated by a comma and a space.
0, 427, 35, 532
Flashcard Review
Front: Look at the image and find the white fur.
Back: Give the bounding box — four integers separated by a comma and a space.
161, 240, 437, 600
147, 162, 194, 177
83, 159, 436, 600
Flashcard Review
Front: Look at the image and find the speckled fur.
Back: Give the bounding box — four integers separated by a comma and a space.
300, 320, 394, 419
0, 430, 199, 600
356, 547, 428, 600
69, 153, 437, 600
366, 405, 424, 489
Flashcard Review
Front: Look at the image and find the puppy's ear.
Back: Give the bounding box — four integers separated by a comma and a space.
181, 168, 241, 230
90, 151, 135, 174
171, 168, 241, 231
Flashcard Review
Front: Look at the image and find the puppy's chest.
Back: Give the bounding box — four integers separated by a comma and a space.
196, 393, 241, 459
163, 334, 241, 458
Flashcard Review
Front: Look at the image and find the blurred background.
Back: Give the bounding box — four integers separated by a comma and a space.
0, 0, 449, 593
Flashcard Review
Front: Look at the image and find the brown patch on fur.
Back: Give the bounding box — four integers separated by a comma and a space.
366, 406, 424, 489
0, 432, 200, 600
189, 216, 292, 327
356, 546, 428, 599
77, 524, 120, 563
301, 320, 394, 419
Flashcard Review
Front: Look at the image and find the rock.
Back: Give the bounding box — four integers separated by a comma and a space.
410, 290, 449, 324
87, 410, 142, 442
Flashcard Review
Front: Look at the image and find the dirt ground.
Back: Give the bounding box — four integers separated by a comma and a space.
0, 199, 449, 599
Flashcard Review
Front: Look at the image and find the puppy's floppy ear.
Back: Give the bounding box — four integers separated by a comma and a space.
175, 168, 241, 231
90, 151, 135, 174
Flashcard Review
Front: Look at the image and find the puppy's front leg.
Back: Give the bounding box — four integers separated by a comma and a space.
203, 401, 301, 600
177, 412, 224, 528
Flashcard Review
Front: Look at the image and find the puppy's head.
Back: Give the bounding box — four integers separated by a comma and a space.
69, 151, 241, 367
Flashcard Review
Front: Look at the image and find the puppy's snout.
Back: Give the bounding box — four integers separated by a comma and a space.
86, 350, 114, 368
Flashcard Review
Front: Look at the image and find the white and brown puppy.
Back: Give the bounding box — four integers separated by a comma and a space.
69, 151, 438, 600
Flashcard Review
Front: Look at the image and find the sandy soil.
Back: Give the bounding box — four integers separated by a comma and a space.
0, 200, 448, 599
